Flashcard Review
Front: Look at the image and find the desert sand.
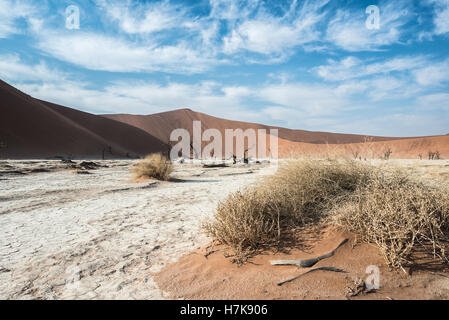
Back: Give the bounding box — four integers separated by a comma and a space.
154, 160, 449, 300
1, 159, 447, 300
0, 160, 273, 299
155, 227, 449, 300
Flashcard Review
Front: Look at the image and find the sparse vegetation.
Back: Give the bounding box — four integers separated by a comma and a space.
131, 153, 173, 181
204, 160, 449, 268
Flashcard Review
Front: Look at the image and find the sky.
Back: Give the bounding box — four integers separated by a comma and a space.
0, 0, 449, 137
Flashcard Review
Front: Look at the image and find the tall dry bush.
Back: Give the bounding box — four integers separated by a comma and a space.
203, 160, 371, 255
131, 153, 173, 181
204, 160, 449, 268
332, 170, 449, 268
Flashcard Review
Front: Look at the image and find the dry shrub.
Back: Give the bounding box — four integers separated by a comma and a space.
203, 160, 371, 255
332, 170, 449, 268
204, 160, 449, 268
131, 153, 173, 181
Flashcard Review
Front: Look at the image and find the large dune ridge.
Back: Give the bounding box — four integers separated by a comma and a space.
0, 80, 169, 159
1, 79, 447, 159
103, 109, 448, 159
103, 108, 409, 145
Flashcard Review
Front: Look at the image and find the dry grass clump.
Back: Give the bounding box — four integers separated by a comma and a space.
131, 153, 173, 181
203, 160, 371, 256
204, 159, 449, 268
332, 170, 449, 268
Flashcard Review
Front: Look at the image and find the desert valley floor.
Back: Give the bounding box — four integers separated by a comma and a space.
0, 160, 273, 299
1, 159, 449, 300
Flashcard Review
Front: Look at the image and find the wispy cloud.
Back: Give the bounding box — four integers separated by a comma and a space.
413, 58, 449, 85
0, 0, 37, 38
95, 0, 187, 34
36, 31, 218, 74
0, 54, 67, 82
315, 55, 429, 81
222, 0, 329, 58
326, 0, 412, 51
430, 0, 449, 35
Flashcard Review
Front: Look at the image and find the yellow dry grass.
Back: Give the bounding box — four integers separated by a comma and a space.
131, 153, 173, 181
204, 159, 449, 268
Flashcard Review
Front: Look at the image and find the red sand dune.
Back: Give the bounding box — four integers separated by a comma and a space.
0, 80, 169, 159
278, 135, 449, 159
104, 109, 448, 159
103, 109, 405, 145
1, 79, 447, 159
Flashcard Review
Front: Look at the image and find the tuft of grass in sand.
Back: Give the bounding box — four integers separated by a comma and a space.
204, 160, 449, 268
131, 153, 173, 181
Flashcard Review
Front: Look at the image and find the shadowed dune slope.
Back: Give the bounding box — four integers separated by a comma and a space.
0, 80, 169, 159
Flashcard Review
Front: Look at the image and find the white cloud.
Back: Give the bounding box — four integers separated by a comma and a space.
413, 59, 449, 86
0, 0, 37, 38
257, 82, 347, 117
430, 0, 449, 35
222, 0, 329, 57
316, 56, 428, 81
0, 54, 67, 82
326, 1, 411, 51
36, 31, 217, 74
95, 0, 186, 34
209, 0, 259, 21
417, 93, 449, 110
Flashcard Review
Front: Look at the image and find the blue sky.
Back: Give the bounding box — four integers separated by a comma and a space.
1, 0, 448, 137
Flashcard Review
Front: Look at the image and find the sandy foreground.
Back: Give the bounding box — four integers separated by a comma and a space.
1, 159, 448, 300
154, 160, 449, 300
0, 160, 273, 299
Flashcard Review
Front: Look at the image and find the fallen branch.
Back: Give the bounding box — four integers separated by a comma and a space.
270, 238, 348, 268
203, 163, 229, 168
277, 267, 346, 286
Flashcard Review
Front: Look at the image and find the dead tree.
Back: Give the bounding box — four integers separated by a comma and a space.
383, 148, 392, 160
190, 142, 200, 159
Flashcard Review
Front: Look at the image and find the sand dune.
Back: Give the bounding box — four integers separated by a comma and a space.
278, 135, 449, 159
103, 109, 405, 145
104, 109, 448, 159
1, 79, 447, 159
0, 80, 169, 159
